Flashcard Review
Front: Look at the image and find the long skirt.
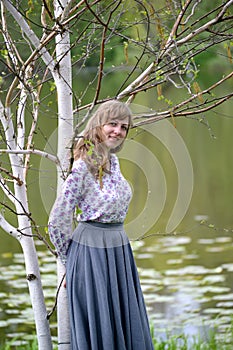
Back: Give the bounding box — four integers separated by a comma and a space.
66, 221, 154, 350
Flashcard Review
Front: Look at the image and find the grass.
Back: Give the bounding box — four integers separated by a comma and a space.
1, 322, 233, 349
1, 337, 39, 350
150, 321, 233, 350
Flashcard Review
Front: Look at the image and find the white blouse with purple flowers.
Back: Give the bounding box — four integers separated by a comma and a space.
48, 154, 132, 265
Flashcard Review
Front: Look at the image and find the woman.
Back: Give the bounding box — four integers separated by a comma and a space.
48, 100, 154, 350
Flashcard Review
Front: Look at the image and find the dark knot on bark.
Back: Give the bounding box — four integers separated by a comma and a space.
26, 273, 37, 281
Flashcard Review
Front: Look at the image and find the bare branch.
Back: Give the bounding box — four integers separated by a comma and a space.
2, 0, 55, 71
0, 181, 56, 255
62, 0, 102, 26
89, 0, 122, 105
1, 2, 23, 69
0, 175, 19, 207
173, 0, 233, 47
172, 71, 233, 114
117, 0, 233, 100
42, 0, 54, 21
0, 200, 56, 255
0, 213, 19, 239
0, 166, 23, 186
167, 0, 193, 43
0, 149, 60, 164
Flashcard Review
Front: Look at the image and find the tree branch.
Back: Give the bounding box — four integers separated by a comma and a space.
0, 175, 18, 206
117, 0, 233, 100
0, 149, 60, 165
0, 197, 56, 256
90, 0, 122, 105
0, 166, 23, 186
174, 0, 233, 47
2, 0, 55, 73
0, 214, 20, 239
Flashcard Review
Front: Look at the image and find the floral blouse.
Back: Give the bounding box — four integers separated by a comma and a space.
48, 154, 132, 265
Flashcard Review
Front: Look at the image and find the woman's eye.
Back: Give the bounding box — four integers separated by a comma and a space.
110, 122, 117, 126
122, 125, 128, 131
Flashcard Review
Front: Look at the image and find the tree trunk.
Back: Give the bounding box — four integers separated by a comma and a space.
54, 1, 73, 348
0, 103, 53, 349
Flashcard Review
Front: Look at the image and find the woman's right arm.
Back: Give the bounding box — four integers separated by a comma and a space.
48, 162, 84, 265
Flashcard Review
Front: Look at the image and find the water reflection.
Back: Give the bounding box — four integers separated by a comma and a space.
1, 105, 233, 345
133, 228, 233, 341
0, 222, 233, 345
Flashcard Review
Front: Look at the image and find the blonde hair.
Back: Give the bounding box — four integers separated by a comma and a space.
73, 100, 133, 178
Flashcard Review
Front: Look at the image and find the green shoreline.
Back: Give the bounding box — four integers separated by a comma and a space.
1, 321, 233, 350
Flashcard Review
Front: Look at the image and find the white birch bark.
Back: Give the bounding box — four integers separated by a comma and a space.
1, 0, 74, 346
0, 99, 53, 349
54, 1, 73, 349
1, 1, 73, 347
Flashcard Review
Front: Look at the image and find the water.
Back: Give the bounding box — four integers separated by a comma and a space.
1, 100, 233, 345
1, 223, 233, 345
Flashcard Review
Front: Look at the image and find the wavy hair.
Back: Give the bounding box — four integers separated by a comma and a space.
73, 100, 133, 179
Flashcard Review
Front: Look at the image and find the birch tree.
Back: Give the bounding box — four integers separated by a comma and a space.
0, 0, 232, 349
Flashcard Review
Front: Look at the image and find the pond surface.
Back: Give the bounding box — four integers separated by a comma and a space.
1, 224, 233, 346
1, 100, 233, 346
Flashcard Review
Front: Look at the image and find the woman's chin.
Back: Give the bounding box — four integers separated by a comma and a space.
105, 140, 121, 149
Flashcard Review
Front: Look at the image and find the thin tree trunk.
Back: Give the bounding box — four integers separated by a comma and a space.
54, 1, 73, 348
0, 101, 53, 349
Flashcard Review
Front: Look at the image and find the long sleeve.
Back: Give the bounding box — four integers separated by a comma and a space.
48, 161, 85, 265
48, 155, 132, 264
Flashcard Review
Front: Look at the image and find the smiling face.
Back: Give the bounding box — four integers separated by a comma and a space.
102, 118, 129, 149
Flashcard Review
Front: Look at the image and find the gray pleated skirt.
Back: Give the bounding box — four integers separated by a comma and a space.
66, 221, 154, 350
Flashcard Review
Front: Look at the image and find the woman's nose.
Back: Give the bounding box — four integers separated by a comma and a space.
113, 125, 121, 135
